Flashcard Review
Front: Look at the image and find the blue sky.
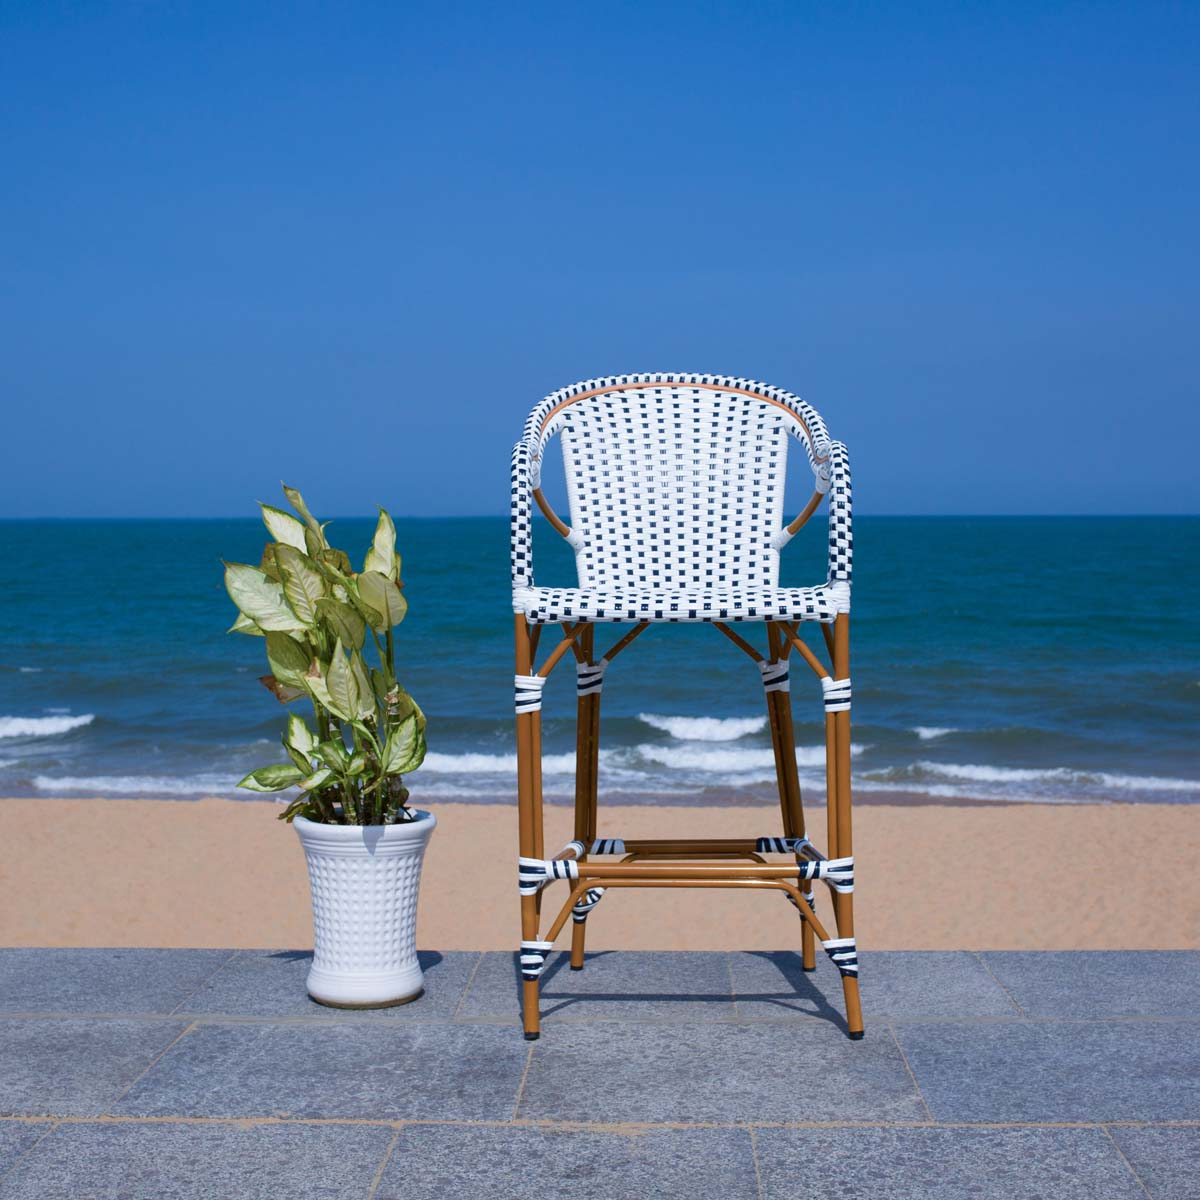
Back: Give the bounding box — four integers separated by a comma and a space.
2, 1, 1196, 517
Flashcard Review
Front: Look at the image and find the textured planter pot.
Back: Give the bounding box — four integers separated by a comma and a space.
293, 810, 436, 1008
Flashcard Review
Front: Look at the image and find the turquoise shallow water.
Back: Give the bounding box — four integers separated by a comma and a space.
0, 516, 1197, 805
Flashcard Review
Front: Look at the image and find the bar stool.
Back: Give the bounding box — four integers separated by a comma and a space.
510, 373, 861, 1040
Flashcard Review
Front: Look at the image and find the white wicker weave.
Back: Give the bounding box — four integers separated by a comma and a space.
511, 373, 851, 623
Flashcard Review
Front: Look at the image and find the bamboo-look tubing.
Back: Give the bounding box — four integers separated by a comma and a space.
513, 615, 542, 1037
782, 487, 824, 538
831, 611, 862, 1035
623, 851, 768, 863
571, 626, 600, 969
547, 880, 589, 945
528, 624, 541, 660
573, 862, 820, 881
533, 487, 571, 537
768, 622, 816, 970
562, 622, 587, 663
536, 623, 585, 678
821, 622, 836, 661
713, 622, 765, 662
788, 629, 831, 681
599, 621, 649, 663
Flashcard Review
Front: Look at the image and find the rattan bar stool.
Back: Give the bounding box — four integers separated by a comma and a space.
510, 373, 861, 1040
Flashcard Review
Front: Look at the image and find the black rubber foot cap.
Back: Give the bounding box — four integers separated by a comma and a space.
524, 1031, 540, 1041
570, 964, 584, 971
802, 965, 817, 973
848, 1030, 865, 1041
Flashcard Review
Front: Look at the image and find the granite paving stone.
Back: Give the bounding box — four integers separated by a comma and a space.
374, 1123, 758, 1200
456, 950, 738, 1022
517, 1021, 926, 1123
729, 950, 1018, 1021
0, 1018, 190, 1118
895, 1020, 1200, 1122
1109, 1125, 1200, 1200
113, 1021, 529, 1121
172, 949, 479, 1019
0, 950, 232, 1015
0, 1122, 53, 1178
0, 1121, 395, 1200
980, 951, 1200, 1018
755, 1126, 1147, 1200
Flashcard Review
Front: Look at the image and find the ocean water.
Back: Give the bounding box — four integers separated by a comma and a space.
0, 516, 1197, 807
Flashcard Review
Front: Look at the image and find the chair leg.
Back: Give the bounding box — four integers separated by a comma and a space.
831, 612, 864, 1039
571, 627, 601, 970
514, 616, 544, 1040
766, 624, 816, 971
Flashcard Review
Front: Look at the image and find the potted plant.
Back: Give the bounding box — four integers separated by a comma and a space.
223, 484, 434, 1008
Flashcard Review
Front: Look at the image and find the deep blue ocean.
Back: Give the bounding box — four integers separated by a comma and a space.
1, 516, 1197, 806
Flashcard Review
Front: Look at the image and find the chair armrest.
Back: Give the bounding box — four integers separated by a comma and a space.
826, 440, 852, 585
511, 438, 539, 598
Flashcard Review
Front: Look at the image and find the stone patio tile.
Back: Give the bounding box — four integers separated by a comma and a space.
979, 952, 1200, 1018
0, 1121, 394, 1200
756, 1126, 1145, 1200
113, 1022, 528, 1121
894, 1020, 1200, 1122
172, 950, 479, 1019
0, 1018, 189, 1118
1109, 1126, 1200, 1199
0, 1122, 53, 1176
729, 951, 1018, 1021
0, 950, 232, 1015
375, 1124, 758, 1200
517, 1021, 925, 1123
456, 951, 737, 1022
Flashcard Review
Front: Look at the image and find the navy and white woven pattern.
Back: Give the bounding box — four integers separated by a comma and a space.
514, 673, 546, 714
759, 660, 790, 693
590, 838, 626, 855
510, 374, 852, 624
576, 660, 607, 695
821, 676, 852, 713
822, 936, 858, 977
754, 835, 817, 856
572, 886, 606, 923
520, 940, 554, 981
518, 856, 579, 896
798, 855, 855, 893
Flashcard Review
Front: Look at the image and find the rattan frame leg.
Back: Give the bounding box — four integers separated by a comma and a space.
570, 625, 601, 970
514, 615, 545, 1040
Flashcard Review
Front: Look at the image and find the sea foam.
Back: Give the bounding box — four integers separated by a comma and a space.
914, 760, 1198, 792
638, 714, 767, 742
913, 726, 957, 740
0, 714, 95, 739
33, 773, 234, 796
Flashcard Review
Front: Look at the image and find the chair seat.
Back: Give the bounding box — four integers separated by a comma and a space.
514, 581, 848, 624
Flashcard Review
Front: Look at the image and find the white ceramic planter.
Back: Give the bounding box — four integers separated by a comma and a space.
293, 811, 436, 1008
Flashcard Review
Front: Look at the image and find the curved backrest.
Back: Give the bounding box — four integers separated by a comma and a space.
523, 374, 833, 593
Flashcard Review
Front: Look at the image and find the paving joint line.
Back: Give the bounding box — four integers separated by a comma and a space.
886, 1019, 935, 1123
449, 951, 484, 1022
511, 1041, 536, 1121
167, 948, 242, 1016
366, 1126, 404, 1199
970, 951, 1026, 1016
0, 1118, 59, 1187
747, 1124, 765, 1200
102, 1019, 199, 1112
1101, 1124, 1154, 1198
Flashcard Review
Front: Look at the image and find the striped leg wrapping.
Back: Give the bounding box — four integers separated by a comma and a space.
558, 840, 586, 860
756, 835, 818, 855
520, 940, 554, 981
798, 855, 854, 893
785, 889, 817, 913
576, 660, 607, 695
821, 675, 851, 713
518, 856, 579, 896
822, 936, 858, 977
572, 887, 607, 923
590, 838, 626, 855
515, 673, 547, 714
759, 659, 790, 693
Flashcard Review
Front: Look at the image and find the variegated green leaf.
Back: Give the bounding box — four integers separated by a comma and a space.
261, 504, 308, 552
356, 571, 407, 628
316, 737, 350, 769
275, 545, 324, 626
363, 508, 397, 578
224, 563, 305, 631
299, 767, 334, 792
286, 714, 316, 756
325, 640, 360, 723
265, 631, 311, 688
237, 763, 305, 792
282, 483, 323, 538
315, 597, 366, 650
227, 611, 263, 636
349, 651, 374, 719
382, 713, 426, 775
307, 673, 352, 723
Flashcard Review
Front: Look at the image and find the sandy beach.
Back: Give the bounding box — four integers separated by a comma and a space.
3, 796, 1197, 951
